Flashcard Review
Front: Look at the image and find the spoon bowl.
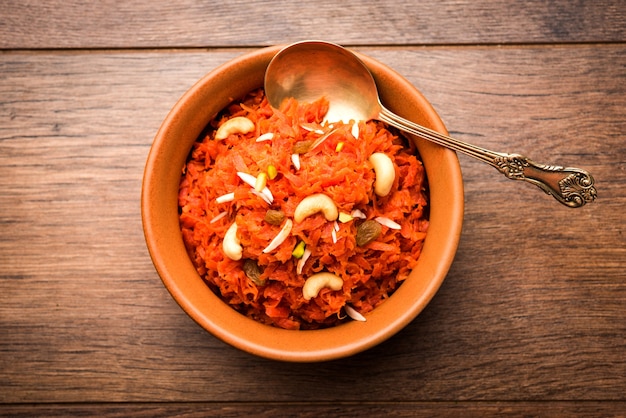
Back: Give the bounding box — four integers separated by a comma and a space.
265, 40, 597, 208
264, 41, 380, 123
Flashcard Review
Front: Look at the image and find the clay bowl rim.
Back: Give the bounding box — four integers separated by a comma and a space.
141, 44, 464, 362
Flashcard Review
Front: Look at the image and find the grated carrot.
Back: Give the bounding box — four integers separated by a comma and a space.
178, 89, 429, 330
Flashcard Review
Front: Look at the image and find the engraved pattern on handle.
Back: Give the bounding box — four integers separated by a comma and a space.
493, 154, 597, 208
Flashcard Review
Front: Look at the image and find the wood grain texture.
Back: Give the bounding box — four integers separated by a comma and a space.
3, 401, 626, 417
1, 0, 625, 413
1, 0, 625, 49
1, 45, 624, 408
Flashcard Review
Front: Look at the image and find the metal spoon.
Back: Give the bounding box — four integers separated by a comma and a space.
264, 40, 597, 208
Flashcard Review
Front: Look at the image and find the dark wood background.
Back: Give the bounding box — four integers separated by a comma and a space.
1, 1, 624, 416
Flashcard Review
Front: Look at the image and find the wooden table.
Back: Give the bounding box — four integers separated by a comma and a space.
1, 1, 625, 416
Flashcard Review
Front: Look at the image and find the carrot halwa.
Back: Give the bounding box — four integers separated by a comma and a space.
178, 89, 429, 330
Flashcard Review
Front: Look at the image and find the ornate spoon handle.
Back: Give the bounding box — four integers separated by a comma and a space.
378, 107, 597, 208
491, 153, 596, 208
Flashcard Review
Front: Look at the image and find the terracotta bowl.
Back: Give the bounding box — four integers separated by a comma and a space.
142, 44, 464, 362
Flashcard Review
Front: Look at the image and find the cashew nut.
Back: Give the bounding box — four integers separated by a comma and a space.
302, 272, 344, 300
293, 193, 338, 223
222, 222, 242, 261
369, 152, 395, 197
215, 116, 255, 140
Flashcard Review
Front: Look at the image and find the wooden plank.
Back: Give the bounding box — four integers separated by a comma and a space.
3, 401, 626, 417
0, 0, 624, 49
0, 45, 624, 404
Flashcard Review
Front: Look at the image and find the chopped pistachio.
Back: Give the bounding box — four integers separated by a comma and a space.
292, 241, 306, 259
267, 164, 278, 180
338, 212, 353, 223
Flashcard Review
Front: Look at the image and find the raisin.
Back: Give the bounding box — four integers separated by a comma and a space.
355, 220, 382, 247
292, 140, 313, 154
243, 259, 265, 286
264, 209, 285, 225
